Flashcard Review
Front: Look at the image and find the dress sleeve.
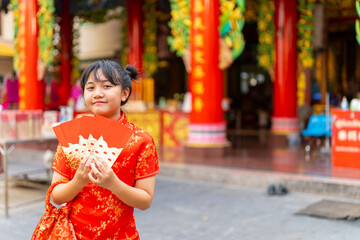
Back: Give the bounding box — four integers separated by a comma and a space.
52, 144, 72, 179
135, 136, 159, 180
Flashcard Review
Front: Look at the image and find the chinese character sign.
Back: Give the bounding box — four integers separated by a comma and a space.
332, 109, 360, 169
190, 0, 206, 114
189, 0, 223, 124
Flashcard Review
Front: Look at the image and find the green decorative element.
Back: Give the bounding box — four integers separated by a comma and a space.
143, 0, 158, 77
49, 17, 61, 75
76, 6, 123, 24
10, 0, 19, 71
168, 0, 245, 60
167, 0, 190, 57
76, 9, 108, 23
356, 0, 360, 45
297, 0, 315, 69
119, 6, 129, 67
75, 6, 125, 72
220, 0, 246, 59
72, 17, 81, 82
257, 0, 275, 70
143, 0, 157, 77
236, 0, 245, 12
37, 0, 55, 66
118, 2, 157, 77
356, 19, 360, 45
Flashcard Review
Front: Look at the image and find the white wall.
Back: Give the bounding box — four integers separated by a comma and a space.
1, 11, 14, 41
78, 19, 122, 60
0, 11, 14, 76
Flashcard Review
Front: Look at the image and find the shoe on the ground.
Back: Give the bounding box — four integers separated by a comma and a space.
267, 184, 276, 195
277, 184, 288, 195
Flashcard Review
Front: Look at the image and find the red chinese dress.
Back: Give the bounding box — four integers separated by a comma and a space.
52, 113, 159, 240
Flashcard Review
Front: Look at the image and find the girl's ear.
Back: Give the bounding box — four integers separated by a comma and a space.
121, 88, 130, 102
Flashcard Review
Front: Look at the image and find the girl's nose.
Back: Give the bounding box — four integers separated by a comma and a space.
94, 88, 104, 98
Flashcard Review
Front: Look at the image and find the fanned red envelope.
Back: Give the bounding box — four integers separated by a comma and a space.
53, 115, 133, 167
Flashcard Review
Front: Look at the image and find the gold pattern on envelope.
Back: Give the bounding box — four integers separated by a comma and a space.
62, 134, 123, 168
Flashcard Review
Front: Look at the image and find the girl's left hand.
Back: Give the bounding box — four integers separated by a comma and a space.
88, 155, 118, 190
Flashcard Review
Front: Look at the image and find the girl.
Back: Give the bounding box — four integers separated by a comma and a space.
50, 60, 159, 239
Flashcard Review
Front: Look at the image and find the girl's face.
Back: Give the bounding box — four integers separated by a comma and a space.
84, 69, 129, 120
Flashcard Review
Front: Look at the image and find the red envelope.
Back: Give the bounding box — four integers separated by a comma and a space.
53, 115, 133, 167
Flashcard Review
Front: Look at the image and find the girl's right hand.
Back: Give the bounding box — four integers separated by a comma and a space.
73, 155, 93, 187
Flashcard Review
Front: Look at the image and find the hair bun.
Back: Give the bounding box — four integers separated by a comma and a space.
125, 65, 138, 80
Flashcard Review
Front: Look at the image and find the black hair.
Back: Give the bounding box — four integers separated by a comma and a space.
80, 60, 138, 105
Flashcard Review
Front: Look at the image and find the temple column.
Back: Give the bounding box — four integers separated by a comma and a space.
272, 0, 299, 134
127, 0, 144, 101
58, 0, 72, 106
18, 0, 43, 110
185, 0, 228, 157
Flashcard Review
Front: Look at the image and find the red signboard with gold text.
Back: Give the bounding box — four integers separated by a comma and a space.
332, 109, 360, 169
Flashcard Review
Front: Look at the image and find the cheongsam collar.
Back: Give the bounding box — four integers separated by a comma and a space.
117, 111, 127, 124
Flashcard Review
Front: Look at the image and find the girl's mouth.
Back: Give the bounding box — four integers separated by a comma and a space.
94, 101, 106, 104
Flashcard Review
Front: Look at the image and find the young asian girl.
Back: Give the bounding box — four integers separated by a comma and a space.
50, 60, 159, 240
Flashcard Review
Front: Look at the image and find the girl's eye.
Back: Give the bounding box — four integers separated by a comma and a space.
104, 85, 112, 88
86, 86, 94, 90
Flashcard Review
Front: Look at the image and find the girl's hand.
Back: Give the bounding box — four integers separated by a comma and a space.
73, 155, 93, 187
88, 155, 118, 190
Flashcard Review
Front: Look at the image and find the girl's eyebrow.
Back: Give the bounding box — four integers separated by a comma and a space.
86, 79, 111, 85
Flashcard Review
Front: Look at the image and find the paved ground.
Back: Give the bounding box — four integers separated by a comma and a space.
1, 175, 360, 240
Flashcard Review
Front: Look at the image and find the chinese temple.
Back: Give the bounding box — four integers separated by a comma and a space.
0, 0, 360, 156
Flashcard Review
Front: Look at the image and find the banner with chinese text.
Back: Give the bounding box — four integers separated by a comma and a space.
332, 109, 360, 169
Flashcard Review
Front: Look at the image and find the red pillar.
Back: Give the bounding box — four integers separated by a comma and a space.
186, 0, 227, 146
58, 0, 72, 106
18, 0, 43, 110
128, 0, 144, 101
272, 0, 299, 133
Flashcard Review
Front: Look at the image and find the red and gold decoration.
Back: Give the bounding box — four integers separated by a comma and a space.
18, 0, 44, 110
187, 0, 227, 146
17, 0, 26, 109
162, 111, 189, 148
11, 0, 52, 109
12, 0, 55, 71
126, 111, 189, 148
168, 0, 245, 69
189, 0, 207, 118
142, 78, 155, 110
257, 0, 275, 71
126, 112, 161, 147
